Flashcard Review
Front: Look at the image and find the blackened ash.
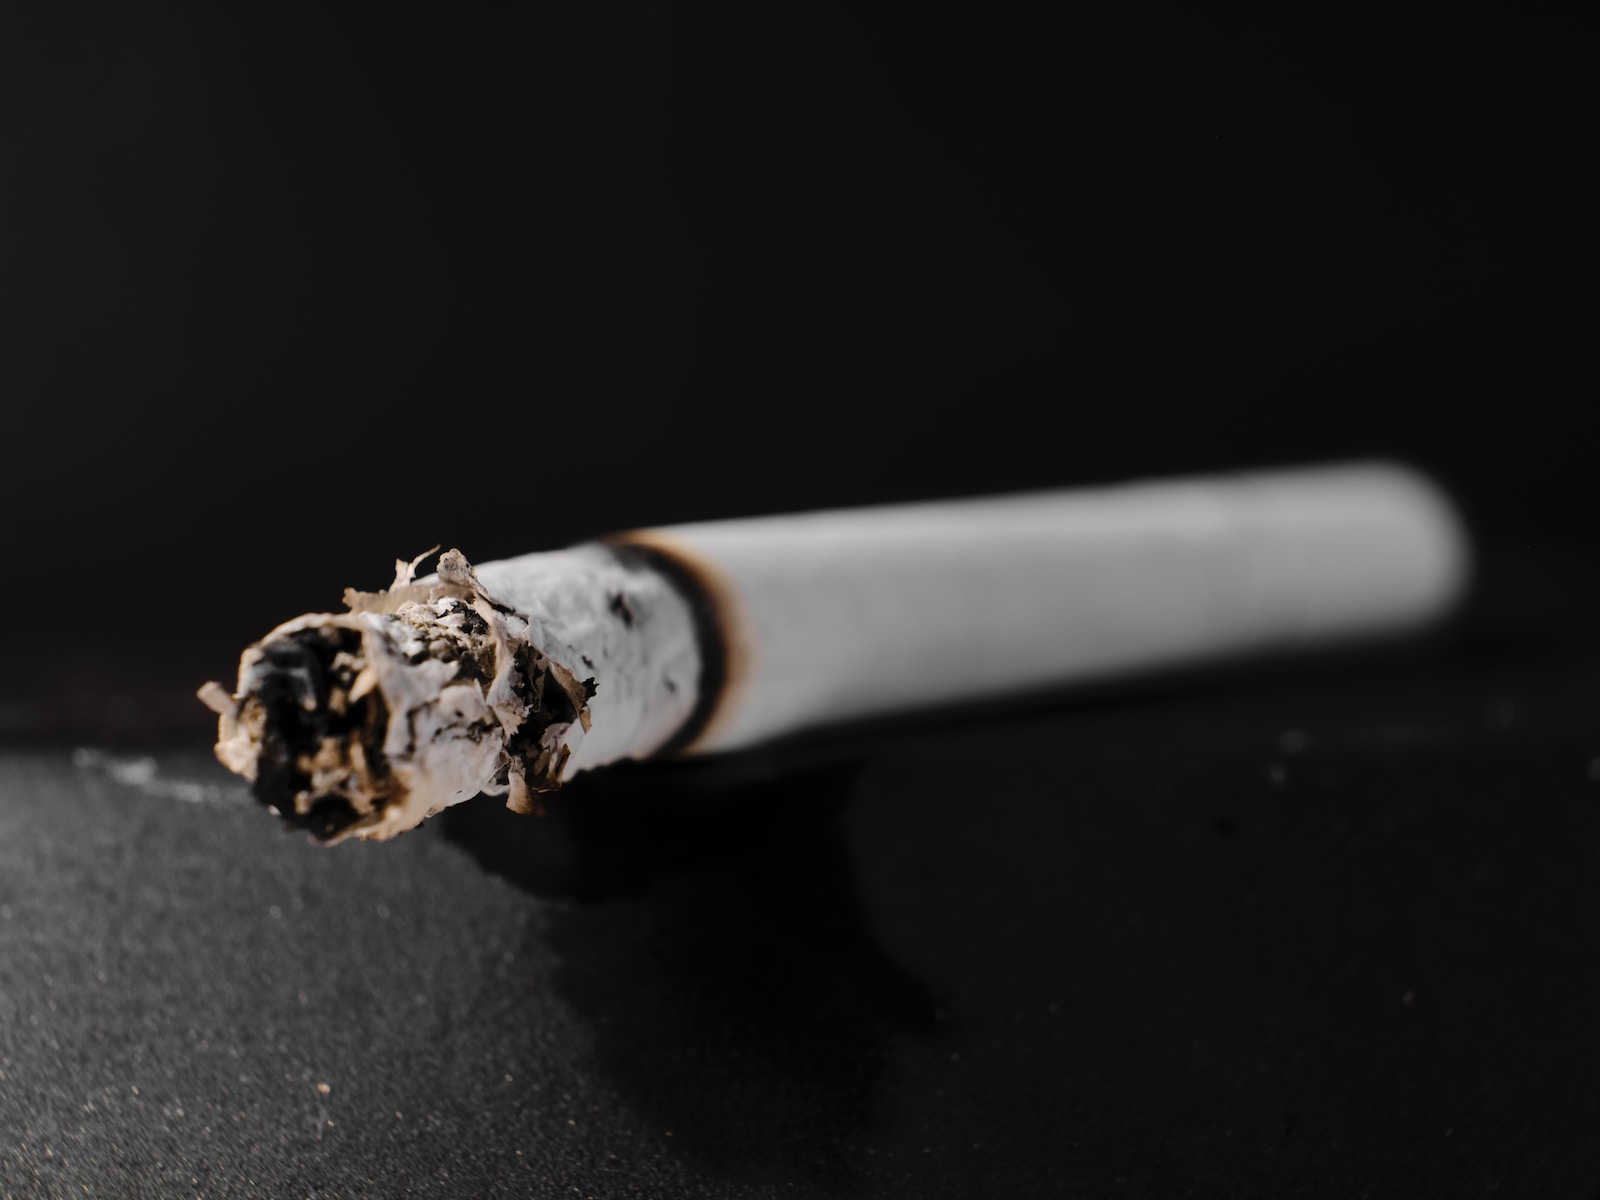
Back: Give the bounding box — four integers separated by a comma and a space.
249, 626, 390, 841
452, 601, 490, 639
502, 643, 584, 777
608, 590, 636, 627
440, 602, 493, 683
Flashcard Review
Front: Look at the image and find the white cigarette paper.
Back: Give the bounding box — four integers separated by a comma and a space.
202, 461, 1468, 842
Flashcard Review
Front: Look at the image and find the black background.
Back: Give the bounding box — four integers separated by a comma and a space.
0, 3, 1591, 736
2, 6, 1599, 1197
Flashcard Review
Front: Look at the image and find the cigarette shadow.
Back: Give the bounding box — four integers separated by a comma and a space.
439, 755, 943, 1190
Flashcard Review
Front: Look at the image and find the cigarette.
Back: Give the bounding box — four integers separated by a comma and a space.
200, 461, 1468, 843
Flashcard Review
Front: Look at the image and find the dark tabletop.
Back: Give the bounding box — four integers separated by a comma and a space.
4, 545, 1600, 1198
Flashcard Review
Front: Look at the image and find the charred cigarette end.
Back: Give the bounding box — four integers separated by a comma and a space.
235, 625, 398, 842
202, 550, 593, 843
602, 532, 745, 757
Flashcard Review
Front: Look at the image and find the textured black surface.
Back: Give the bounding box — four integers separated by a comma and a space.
5, 550, 1600, 1198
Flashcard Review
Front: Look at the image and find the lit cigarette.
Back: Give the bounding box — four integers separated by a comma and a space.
200, 461, 1468, 842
